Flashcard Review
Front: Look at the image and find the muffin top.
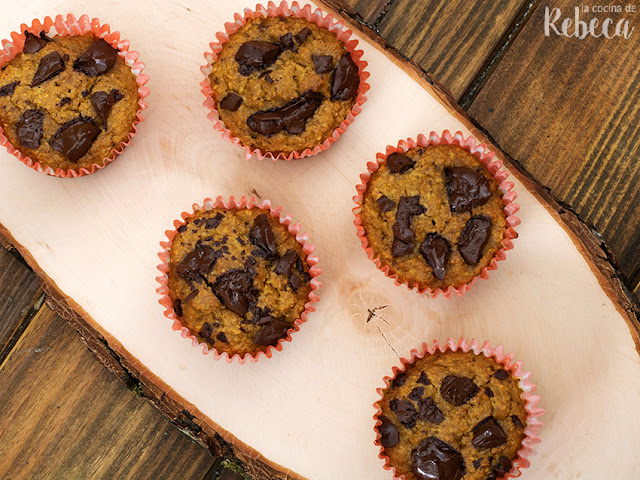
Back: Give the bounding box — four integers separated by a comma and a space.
360, 144, 507, 290
377, 351, 527, 480
208, 15, 359, 155
0, 31, 139, 171
167, 208, 312, 357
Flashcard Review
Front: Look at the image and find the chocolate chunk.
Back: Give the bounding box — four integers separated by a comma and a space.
263, 74, 274, 84
418, 397, 445, 424
511, 415, 524, 429
205, 213, 224, 229
420, 234, 452, 280
91, 89, 122, 125
200, 322, 213, 339
392, 195, 424, 247
418, 372, 431, 385
295, 256, 305, 274
176, 245, 218, 282
212, 269, 256, 316
81, 89, 89, 97
387, 152, 415, 174
330, 53, 359, 101
440, 375, 478, 406
494, 456, 512, 474
173, 299, 183, 317
472, 417, 507, 450
74, 39, 118, 76
312, 54, 334, 74
16, 109, 44, 149
0, 81, 19, 97
254, 319, 290, 346
485, 387, 494, 398
49, 117, 100, 163
216, 331, 229, 344
473, 459, 482, 470
235, 41, 281, 76
411, 437, 465, 480
408, 386, 425, 401
253, 314, 275, 326
275, 250, 297, 275
279, 33, 295, 51
294, 27, 312, 45
32, 51, 65, 86
184, 289, 199, 302
392, 373, 406, 387
249, 213, 278, 259
493, 368, 509, 380
220, 92, 243, 111
445, 167, 492, 214
458, 216, 492, 266
376, 195, 395, 213
247, 90, 323, 136
391, 399, 417, 428
58, 97, 71, 107
23, 31, 51, 54
177, 225, 187, 233
289, 274, 304, 290
391, 239, 414, 257
378, 416, 399, 448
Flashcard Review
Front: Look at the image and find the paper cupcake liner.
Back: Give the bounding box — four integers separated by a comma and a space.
200, 1, 370, 161
373, 337, 544, 480
353, 130, 520, 299
155, 196, 322, 364
0, 14, 149, 177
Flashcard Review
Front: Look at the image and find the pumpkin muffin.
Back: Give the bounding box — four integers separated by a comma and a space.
167, 207, 312, 357
0, 31, 139, 172
376, 350, 527, 480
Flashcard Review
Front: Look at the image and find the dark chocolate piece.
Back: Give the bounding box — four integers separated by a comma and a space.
391, 399, 417, 428
0, 81, 19, 97
220, 92, 243, 111
330, 53, 359, 101
16, 109, 44, 149
200, 322, 213, 339
472, 417, 507, 450
294, 27, 312, 45
411, 437, 465, 480
216, 331, 229, 344
458, 216, 492, 266
49, 117, 100, 163
485, 387, 494, 398
445, 167, 492, 214
312, 54, 333, 74
275, 250, 297, 275
173, 299, 183, 317
253, 314, 275, 326
392, 373, 406, 387
58, 97, 71, 107
263, 73, 274, 84
249, 213, 278, 259
289, 274, 304, 290
420, 234, 452, 280
494, 456, 512, 474
391, 196, 424, 255
184, 289, 199, 302
472, 459, 482, 470
378, 416, 399, 448
74, 39, 118, 76
176, 245, 218, 282
247, 90, 323, 136
91, 89, 122, 125
440, 375, 478, 406
418, 372, 431, 385
178, 225, 187, 233
387, 152, 415, 174
235, 41, 281, 76
32, 51, 65, 86
418, 397, 445, 424
279, 33, 295, 51
23, 31, 51, 54
376, 195, 395, 213
511, 415, 524, 429
254, 319, 290, 346
493, 368, 509, 380
81, 89, 89, 97
391, 238, 413, 257
408, 386, 425, 401
212, 269, 256, 316
205, 213, 224, 229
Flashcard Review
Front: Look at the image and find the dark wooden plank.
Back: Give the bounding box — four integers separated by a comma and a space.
468, 0, 640, 296
0, 305, 214, 480
339, 0, 391, 25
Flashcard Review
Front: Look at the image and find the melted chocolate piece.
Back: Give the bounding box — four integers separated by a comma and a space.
253, 314, 275, 326
200, 322, 213, 339
294, 27, 312, 45
0, 81, 19, 97
235, 41, 281, 76
220, 92, 243, 111
275, 250, 297, 275
91, 89, 122, 125
184, 289, 199, 302
511, 415, 524, 429
330, 53, 359, 101
216, 331, 229, 344
391, 399, 417, 428
494, 456, 512, 474
458, 216, 492, 266
205, 213, 224, 229
493, 368, 509, 380
418, 372, 431, 385
391, 238, 413, 257
473, 459, 482, 470
279, 33, 295, 51
376, 195, 395, 213
173, 299, 183, 317
32, 51, 65, 86
445, 167, 492, 214
408, 386, 425, 401
176, 244, 218, 282
49, 117, 100, 163
411, 437, 465, 480
23, 31, 51, 54
392, 373, 406, 387
378, 416, 399, 447
247, 90, 323, 136
254, 319, 290, 346
387, 152, 415, 174
420, 234, 452, 280
485, 387, 494, 398
312, 54, 334, 74
58, 97, 71, 107
16, 109, 44, 149
418, 397, 445, 424
249, 213, 278, 259
440, 375, 478, 406
472, 417, 507, 451
392, 195, 424, 249
289, 273, 304, 290
212, 269, 256, 316
74, 39, 118, 76
263, 73, 274, 84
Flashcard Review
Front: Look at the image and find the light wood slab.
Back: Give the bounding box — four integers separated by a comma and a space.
1, 1, 639, 479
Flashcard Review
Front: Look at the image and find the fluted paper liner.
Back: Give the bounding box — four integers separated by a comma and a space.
373, 337, 544, 479
0, 14, 149, 177
200, 1, 370, 161
156, 196, 321, 364
353, 130, 520, 298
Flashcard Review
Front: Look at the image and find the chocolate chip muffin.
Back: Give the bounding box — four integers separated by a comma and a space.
360, 144, 507, 291
208, 15, 360, 155
376, 351, 527, 480
167, 207, 312, 357
0, 31, 139, 172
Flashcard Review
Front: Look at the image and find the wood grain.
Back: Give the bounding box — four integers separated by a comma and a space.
0, 305, 215, 480
340, 0, 391, 25
468, 0, 640, 295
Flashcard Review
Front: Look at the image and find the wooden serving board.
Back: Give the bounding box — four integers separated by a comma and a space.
1, 1, 639, 479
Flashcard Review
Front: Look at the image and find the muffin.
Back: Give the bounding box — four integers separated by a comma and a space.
166, 206, 313, 358
207, 14, 361, 156
376, 350, 528, 480
0, 30, 140, 173
358, 141, 510, 293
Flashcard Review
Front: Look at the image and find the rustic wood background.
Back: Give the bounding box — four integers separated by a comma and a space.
1, 0, 638, 478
